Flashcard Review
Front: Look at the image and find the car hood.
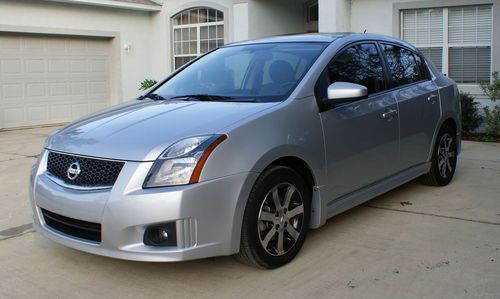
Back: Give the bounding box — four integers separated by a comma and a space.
46, 99, 277, 161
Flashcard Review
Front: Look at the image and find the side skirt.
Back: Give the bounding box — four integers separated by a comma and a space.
326, 162, 431, 219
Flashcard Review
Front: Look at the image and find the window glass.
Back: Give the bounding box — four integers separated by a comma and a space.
155, 43, 327, 102
382, 44, 422, 86
172, 7, 224, 70
401, 5, 492, 83
328, 43, 386, 94
414, 54, 429, 80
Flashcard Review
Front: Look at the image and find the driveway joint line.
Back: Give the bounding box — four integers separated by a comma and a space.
365, 205, 500, 226
0, 152, 39, 159
0, 223, 34, 241
460, 158, 500, 163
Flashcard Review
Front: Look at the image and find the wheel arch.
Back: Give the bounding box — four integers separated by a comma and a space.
428, 115, 461, 162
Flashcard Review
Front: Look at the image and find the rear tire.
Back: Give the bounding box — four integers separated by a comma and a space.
236, 166, 310, 269
419, 124, 457, 186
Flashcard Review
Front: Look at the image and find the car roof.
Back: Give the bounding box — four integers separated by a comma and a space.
228, 33, 351, 45
227, 32, 418, 52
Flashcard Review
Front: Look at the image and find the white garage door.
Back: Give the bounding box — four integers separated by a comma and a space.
0, 34, 111, 129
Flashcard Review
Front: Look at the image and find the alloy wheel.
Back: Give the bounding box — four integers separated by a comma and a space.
257, 183, 304, 256
437, 133, 455, 178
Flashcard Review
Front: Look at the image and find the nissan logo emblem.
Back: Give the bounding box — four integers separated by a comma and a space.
67, 161, 81, 181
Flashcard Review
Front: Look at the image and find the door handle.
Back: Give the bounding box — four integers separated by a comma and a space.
382, 109, 398, 119
427, 94, 438, 104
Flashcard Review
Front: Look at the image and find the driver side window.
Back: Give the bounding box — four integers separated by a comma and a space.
316, 43, 386, 105
329, 43, 386, 94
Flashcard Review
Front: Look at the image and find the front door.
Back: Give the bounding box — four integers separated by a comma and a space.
316, 43, 400, 199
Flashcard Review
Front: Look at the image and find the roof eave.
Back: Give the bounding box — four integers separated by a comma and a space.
44, 0, 162, 12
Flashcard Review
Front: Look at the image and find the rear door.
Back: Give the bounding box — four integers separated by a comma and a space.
380, 44, 441, 169
317, 42, 400, 199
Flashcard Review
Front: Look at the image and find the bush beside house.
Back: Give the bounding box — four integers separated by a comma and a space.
479, 72, 500, 136
139, 79, 158, 91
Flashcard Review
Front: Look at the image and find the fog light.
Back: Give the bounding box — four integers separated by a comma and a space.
144, 222, 177, 247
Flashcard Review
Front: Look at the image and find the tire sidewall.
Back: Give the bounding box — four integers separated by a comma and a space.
243, 166, 311, 268
431, 125, 457, 185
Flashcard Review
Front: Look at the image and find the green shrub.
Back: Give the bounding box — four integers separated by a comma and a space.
139, 79, 158, 91
483, 105, 500, 135
459, 92, 482, 133
479, 72, 500, 136
479, 72, 500, 102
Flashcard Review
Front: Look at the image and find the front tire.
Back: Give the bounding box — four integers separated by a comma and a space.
420, 124, 457, 186
236, 166, 310, 269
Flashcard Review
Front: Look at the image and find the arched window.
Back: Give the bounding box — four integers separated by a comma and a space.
172, 7, 224, 69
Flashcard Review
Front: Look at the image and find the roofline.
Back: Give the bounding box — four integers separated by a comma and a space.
44, 0, 162, 12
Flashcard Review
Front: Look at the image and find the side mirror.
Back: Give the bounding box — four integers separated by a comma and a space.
325, 82, 368, 105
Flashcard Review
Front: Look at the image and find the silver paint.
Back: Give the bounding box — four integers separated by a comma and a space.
30, 33, 461, 262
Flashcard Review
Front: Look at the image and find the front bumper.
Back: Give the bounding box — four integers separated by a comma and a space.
29, 151, 257, 262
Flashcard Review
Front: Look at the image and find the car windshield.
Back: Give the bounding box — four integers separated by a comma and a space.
154, 42, 328, 102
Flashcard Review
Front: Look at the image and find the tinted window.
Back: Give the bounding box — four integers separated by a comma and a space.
155, 42, 327, 102
328, 43, 386, 94
414, 54, 429, 80
382, 44, 423, 86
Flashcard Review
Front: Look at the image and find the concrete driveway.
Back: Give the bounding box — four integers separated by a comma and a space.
0, 127, 499, 299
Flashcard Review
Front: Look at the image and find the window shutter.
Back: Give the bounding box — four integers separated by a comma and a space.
449, 47, 491, 83
402, 8, 443, 46
448, 6, 492, 45
418, 47, 443, 72
448, 5, 491, 83
402, 8, 443, 72
402, 5, 492, 83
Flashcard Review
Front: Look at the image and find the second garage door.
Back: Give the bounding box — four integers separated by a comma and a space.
0, 33, 111, 129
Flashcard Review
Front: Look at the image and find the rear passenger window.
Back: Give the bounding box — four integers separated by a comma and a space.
414, 54, 429, 80
327, 43, 386, 94
382, 44, 423, 86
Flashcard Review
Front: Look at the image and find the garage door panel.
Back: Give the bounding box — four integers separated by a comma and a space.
2, 83, 23, 99
0, 34, 111, 129
0, 59, 22, 74
2, 107, 25, 125
27, 106, 49, 122
26, 83, 46, 97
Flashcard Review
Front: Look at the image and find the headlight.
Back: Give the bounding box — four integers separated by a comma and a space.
143, 135, 227, 188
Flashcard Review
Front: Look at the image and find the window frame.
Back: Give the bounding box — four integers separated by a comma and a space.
314, 41, 392, 112
379, 42, 432, 90
307, 2, 319, 22
171, 7, 225, 71
400, 5, 493, 84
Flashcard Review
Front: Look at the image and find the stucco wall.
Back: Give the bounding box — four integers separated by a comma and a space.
0, 0, 154, 102
247, 0, 306, 39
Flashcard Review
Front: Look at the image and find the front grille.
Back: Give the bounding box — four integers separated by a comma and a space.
46, 151, 124, 188
41, 208, 101, 243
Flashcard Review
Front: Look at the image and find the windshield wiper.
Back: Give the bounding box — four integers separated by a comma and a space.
170, 94, 256, 102
137, 93, 168, 101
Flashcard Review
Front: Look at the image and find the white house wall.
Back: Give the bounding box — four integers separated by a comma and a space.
247, 0, 306, 39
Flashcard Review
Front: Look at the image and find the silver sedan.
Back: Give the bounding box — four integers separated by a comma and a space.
30, 33, 461, 268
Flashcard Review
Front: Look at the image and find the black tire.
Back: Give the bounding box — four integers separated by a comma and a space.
419, 124, 457, 186
236, 166, 311, 269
